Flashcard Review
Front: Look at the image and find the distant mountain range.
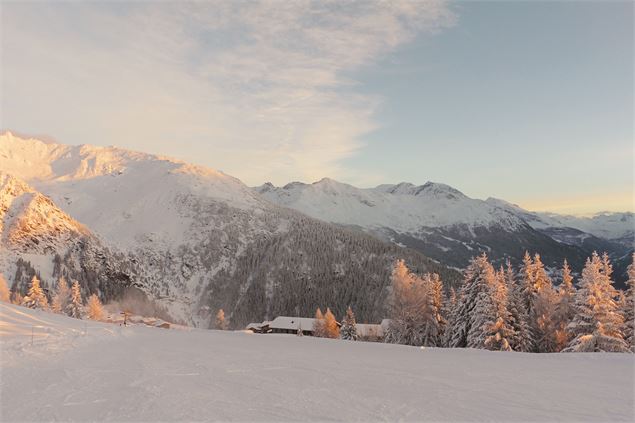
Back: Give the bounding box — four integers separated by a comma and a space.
255, 179, 633, 285
1, 132, 631, 327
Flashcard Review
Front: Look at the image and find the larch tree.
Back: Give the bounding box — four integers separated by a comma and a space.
51, 277, 71, 314
66, 280, 83, 319
564, 252, 629, 352
215, 309, 228, 330
313, 308, 326, 337
22, 275, 49, 310
323, 308, 340, 339
622, 254, 635, 351
385, 259, 427, 346
87, 294, 105, 321
420, 273, 446, 347
340, 306, 358, 341
0, 274, 10, 302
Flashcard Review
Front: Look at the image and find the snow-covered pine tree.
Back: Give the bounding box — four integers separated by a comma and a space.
622, 254, 635, 351
51, 277, 71, 313
554, 260, 576, 351
519, 251, 535, 315
22, 275, 49, 310
483, 269, 514, 351
313, 308, 326, 337
340, 306, 358, 341
442, 287, 458, 347
533, 284, 559, 353
87, 294, 105, 321
215, 309, 228, 330
324, 308, 340, 338
447, 254, 497, 348
525, 254, 559, 353
66, 280, 83, 319
563, 252, 629, 353
504, 261, 533, 352
0, 274, 10, 302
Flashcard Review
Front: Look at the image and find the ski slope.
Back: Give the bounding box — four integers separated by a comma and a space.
1, 303, 634, 422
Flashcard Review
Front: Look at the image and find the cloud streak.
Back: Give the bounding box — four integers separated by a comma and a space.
1, 0, 455, 185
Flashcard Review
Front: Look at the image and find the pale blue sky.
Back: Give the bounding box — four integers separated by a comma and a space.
1, 1, 632, 213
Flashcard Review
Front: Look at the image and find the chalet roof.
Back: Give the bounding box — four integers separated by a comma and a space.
268, 316, 316, 331
246, 323, 263, 330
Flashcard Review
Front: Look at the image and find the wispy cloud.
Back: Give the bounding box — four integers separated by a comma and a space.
1, 0, 455, 185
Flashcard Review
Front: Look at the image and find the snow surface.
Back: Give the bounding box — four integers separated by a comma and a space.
2, 303, 633, 422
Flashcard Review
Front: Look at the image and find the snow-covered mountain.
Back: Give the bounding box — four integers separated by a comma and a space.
256, 179, 632, 281
0, 132, 457, 327
486, 198, 633, 246
258, 179, 526, 233
0, 171, 138, 302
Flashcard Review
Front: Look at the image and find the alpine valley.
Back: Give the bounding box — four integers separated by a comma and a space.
1, 132, 632, 327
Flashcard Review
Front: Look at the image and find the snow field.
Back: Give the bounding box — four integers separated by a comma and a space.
1, 303, 634, 422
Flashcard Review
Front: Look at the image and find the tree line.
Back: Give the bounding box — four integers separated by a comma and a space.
298, 251, 634, 352
1, 274, 105, 321
382, 251, 634, 352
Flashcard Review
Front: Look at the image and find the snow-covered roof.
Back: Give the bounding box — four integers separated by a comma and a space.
268, 316, 315, 331
246, 323, 263, 330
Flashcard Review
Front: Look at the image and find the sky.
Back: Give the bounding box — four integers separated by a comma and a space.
1, 0, 632, 214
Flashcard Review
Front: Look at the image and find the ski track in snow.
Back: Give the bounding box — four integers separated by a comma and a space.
1, 303, 634, 422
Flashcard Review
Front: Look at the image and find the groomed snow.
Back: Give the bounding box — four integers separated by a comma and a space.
1, 303, 633, 422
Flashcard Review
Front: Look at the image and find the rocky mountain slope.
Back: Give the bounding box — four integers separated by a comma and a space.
256, 179, 632, 282
0, 172, 137, 301
0, 132, 458, 327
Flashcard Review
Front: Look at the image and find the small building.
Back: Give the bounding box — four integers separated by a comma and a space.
246, 322, 267, 333
245, 316, 342, 336
267, 316, 317, 335
356, 319, 391, 342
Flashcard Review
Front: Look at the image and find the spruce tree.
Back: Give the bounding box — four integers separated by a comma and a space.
483, 269, 514, 351
66, 280, 83, 319
447, 254, 497, 348
519, 251, 535, 314
622, 254, 635, 351
0, 274, 10, 302
564, 252, 629, 352
340, 306, 358, 341
554, 260, 576, 351
524, 254, 558, 352
504, 261, 533, 352
442, 287, 458, 347
23, 275, 49, 310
